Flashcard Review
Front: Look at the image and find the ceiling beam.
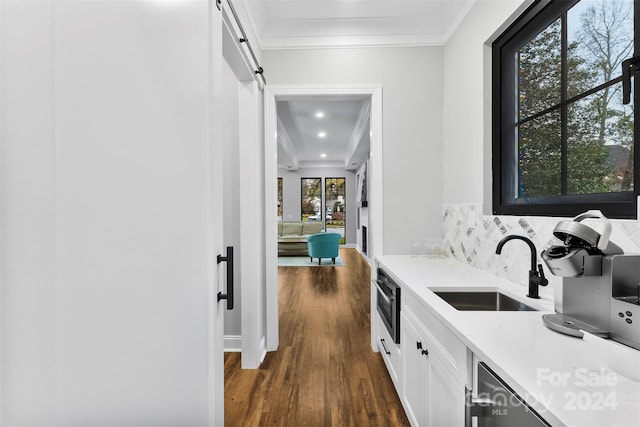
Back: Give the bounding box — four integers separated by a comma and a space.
277, 116, 299, 170
344, 101, 371, 170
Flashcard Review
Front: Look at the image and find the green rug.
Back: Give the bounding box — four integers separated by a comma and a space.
277, 256, 345, 267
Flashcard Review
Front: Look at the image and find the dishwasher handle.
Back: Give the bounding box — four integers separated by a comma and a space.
467, 363, 551, 427
465, 386, 500, 426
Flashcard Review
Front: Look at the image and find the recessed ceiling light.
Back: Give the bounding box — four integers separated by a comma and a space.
320, 153, 327, 158
318, 131, 326, 138
315, 111, 325, 119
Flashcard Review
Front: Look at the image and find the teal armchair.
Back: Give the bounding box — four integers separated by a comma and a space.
307, 232, 341, 265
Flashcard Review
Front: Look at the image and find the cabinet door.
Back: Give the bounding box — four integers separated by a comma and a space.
378, 313, 402, 387
427, 353, 466, 427
402, 314, 429, 427
403, 310, 467, 427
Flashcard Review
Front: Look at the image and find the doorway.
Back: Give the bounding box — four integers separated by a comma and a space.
222, 6, 265, 370
264, 85, 383, 351
278, 97, 368, 247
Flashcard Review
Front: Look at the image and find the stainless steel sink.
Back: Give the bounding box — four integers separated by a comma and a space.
433, 291, 537, 311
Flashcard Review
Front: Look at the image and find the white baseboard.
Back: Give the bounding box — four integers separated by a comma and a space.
341, 243, 356, 248
355, 245, 371, 265
224, 336, 269, 367
259, 336, 267, 364
224, 335, 242, 352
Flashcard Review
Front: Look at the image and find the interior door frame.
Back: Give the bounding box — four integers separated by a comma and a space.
221, 0, 266, 369
264, 84, 383, 350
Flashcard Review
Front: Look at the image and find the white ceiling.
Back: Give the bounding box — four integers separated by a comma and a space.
277, 97, 370, 171
249, 0, 475, 171
241, 0, 476, 50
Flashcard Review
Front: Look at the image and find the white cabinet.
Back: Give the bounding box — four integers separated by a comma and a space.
427, 350, 465, 427
401, 296, 468, 427
376, 311, 402, 389
401, 312, 430, 425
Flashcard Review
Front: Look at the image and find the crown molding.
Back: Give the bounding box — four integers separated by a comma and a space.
259, 33, 447, 50
239, 0, 477, 50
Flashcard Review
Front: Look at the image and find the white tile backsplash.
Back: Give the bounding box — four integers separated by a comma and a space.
441, 204, 640, 300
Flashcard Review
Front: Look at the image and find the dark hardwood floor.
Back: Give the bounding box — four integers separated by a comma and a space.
224, 248, 410, 426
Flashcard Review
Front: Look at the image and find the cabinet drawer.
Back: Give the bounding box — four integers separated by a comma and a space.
403, 293, 468, 387
376, 313, 401, 389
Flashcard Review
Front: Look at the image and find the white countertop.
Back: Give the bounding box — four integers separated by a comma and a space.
377, 255, 640, 427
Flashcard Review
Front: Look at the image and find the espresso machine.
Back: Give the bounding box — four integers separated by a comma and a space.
541, 210, 640, 350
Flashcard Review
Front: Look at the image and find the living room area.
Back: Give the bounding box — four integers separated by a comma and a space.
276, 97, 371, 266
277, 165, 369, 266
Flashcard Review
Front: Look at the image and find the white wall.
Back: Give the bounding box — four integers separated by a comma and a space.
442, 0, 529, 205
223, 59, 242, 339
278, 167, 357, 243
238, 80, 267, 366
264, 47, 444, 254
356, 162, 370, 256
280, 169, 302, 221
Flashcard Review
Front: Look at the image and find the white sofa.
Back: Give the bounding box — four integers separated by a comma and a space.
278, 221, 324, 256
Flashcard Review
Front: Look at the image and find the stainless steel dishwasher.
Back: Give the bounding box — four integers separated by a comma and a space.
466, 362, 550, 426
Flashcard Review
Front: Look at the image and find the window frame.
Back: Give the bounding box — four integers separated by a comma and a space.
492, 0, 640, 219
325, 176, 346, 230
300, 177, 322, 221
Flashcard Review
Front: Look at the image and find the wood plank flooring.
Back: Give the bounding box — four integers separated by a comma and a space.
224, 248, 410, 426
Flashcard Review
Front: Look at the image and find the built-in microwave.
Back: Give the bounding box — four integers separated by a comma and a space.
375, 267, 401, 344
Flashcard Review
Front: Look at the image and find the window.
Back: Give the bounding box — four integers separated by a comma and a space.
493, 0, 638, 218
277, 177, 283, 220
326, 178, 346, 243
301, 178, 322, 221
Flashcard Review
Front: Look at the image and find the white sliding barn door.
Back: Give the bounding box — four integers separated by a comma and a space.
0, 1, 225, 425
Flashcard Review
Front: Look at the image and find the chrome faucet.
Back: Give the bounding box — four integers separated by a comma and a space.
496, 235, 548, 299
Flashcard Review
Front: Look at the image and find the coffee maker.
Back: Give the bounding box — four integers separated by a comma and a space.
541, 210, 640, 350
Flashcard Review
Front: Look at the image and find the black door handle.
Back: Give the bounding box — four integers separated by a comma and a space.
217, 246, 234, 310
